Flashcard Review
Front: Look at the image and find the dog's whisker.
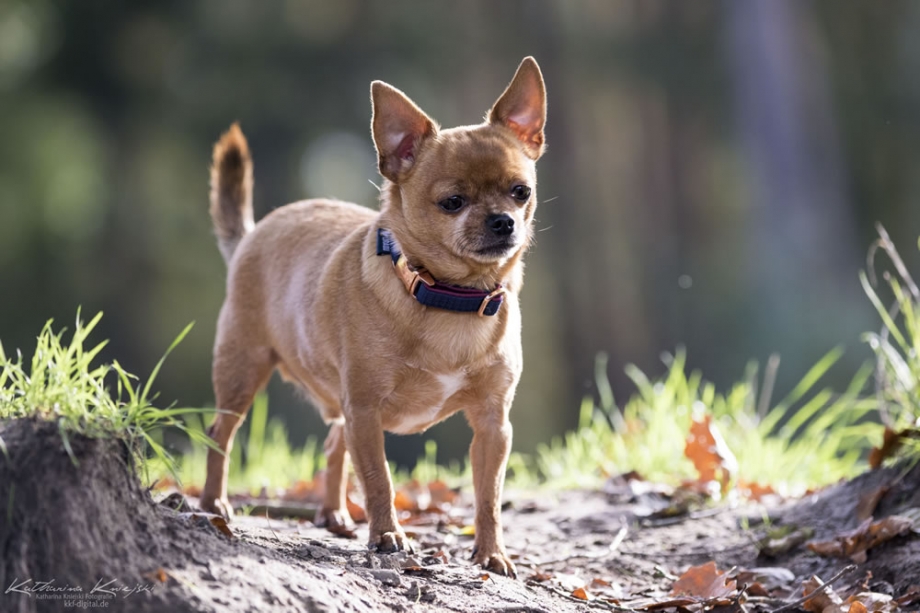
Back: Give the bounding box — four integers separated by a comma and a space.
539, 196, 559, 205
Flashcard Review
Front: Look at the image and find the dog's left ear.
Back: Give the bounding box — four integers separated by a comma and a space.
371, 81, 438, 182
489, 57, 547, 160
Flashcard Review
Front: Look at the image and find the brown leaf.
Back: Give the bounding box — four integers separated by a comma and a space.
208, 515, 234, 538
684, 415, 738, 492
178, 512, 235, 538
739, 480, 777, 502
671, 561, 737, 599
869, 427, 903, 469
807, 516, 912, 562
284, 479, 317, 501
326, 522, 357, 539
629, 597, 698, 611
572, 587, 591, 601
745, 582, 770, 597
527, 571, 554, 582
182, 484, 202, 498
803, 575, 843, 613
346, 494, 367, 523
896, 584, 920, 607
734, 567, 795, 592
144, 568, 169, 583
844, 592, 897, 613
427, 480, 459, 506
590, 577, 612, 588
393, 489, 416, 512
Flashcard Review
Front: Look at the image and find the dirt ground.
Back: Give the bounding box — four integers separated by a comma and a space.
2, 418, 919, 613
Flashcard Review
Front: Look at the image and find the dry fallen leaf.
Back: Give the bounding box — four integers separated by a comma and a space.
802, 576, 898, 613
393, 489, 416, 512
346, 494, 367, 523
869, 427, 903, 469
427, 480, 459, 507
572, 587, 591, 601
803, 576, 844, 613
671, 561, 737, 599
208, 515, 234, 538
684, 414, 738, 492
143, 568, 169, 583
528, 571, 553, 582
735, 566, 795, 592
896, 584, 920, 607
843, 592, 897, 612
179, 512, 235, 538
739, 480, 777, 502
807, 516, 912, 563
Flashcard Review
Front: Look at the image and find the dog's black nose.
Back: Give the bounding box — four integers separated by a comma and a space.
486, 214, 514, 236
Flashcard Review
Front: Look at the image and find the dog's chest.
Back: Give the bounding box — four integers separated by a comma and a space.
384, 370, 468, 434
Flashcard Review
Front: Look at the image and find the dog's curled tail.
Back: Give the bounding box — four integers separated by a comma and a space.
210, 123, 254, 263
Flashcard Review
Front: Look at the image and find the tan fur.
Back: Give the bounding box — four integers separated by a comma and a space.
200, 58, 547, 578
209, 122, 255, 262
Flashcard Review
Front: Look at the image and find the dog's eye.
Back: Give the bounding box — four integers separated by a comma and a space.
511, 185, 531, 202
438, 195, 465, 213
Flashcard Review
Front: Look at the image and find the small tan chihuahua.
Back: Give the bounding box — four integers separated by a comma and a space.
200, 57, 546, 577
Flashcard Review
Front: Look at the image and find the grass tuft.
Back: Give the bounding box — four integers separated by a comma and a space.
514, 348, 877, 495
154, 392, 326, 494
0, 310, 214, 481
862, 224, 920, 461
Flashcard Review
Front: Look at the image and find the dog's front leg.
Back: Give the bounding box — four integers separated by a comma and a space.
344, 407, 412, 552
468, 411, 515, 577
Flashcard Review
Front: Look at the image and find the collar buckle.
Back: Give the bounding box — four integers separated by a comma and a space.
394, 254, 435, 296
477, 285, 506, 317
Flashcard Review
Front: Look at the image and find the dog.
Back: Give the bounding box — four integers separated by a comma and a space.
200, 57, 546, 577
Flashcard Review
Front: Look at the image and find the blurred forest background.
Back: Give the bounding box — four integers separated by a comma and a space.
1, 0, 919, 467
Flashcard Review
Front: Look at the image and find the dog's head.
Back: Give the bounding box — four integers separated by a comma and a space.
372, 57, 546, 288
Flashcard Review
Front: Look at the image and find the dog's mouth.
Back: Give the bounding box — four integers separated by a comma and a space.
473, 237, 518, 259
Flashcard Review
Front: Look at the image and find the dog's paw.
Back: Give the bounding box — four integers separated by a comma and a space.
472, 547, 517, 578
369, 530, 414, 553
198, 496, 234, 521
315, 508, 356, 538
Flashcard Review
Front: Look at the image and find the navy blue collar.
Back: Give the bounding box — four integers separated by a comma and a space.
376, 228, 505, 316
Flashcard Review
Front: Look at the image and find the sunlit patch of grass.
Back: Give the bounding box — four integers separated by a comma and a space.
151, 392, 325, 495
511, 348, 878, 496
0, 311, 214, 481
862, 224, 920, 461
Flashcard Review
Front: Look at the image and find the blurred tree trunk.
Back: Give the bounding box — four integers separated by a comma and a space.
726, 0, 859, 322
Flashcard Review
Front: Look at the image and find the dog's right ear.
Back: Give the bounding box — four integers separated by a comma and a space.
371, 81, 437, 182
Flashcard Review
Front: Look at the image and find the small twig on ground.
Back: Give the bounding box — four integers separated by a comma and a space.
264, 509, 281, 543
241, 500, 318, 521
640, 506, 729, 528
770, 564, 857, 613
621, 538, 755, 560
525, 526, 628, 567
526, 580, 639, 612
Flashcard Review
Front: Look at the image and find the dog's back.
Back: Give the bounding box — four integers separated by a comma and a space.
209, 125, 377, 417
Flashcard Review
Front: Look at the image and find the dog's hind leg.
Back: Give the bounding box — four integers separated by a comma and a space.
314, 421, 355, 535
199, 340, 275, 520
